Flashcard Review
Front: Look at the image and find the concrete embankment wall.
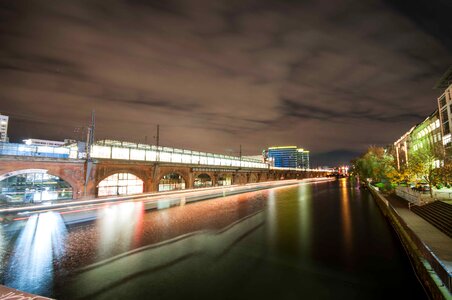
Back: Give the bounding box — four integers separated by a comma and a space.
368, 186, 451, 300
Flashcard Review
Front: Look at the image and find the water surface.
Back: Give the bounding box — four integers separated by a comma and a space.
0, 179, 426, 299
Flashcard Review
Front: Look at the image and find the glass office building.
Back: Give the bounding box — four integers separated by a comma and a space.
267, 146, 298, 168
297, 148, 310, 169
267, 146, 310, 169
436, 68, 452, 160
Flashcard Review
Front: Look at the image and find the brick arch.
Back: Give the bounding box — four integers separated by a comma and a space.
216, 172, 233, 179
217, 172, 233, 178
266, 172, 275, 181
193, 172, 214, 188
248, 173, 259, 183
95, 169, 147, 188
233, 173, 247, 185
0, 168, 81, 199
193, 171, 215, 181
94, 169, 150, 197
258, 172, 268, 182
155, 171, 189, 191
215, 173, 233, 186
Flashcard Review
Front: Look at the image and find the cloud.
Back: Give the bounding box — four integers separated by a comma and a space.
279, 98, 425, 122
0, 0, 451, 165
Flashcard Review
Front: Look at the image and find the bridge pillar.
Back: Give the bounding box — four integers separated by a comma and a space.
187, 172, 194, 189
212, 173, 217, 186
144, 178, 154, 193
232, 173, 242, 185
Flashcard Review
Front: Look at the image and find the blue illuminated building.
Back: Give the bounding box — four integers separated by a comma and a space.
267, 146, 310, 169
267, 146, 298, 168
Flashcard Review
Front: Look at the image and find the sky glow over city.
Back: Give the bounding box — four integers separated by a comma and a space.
0, 0, 451, 165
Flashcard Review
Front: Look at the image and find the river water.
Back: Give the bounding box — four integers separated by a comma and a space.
0, 178, 427, 299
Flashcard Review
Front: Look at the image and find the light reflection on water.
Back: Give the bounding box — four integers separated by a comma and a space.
339, 178, 353, 257
266, 188, 276, 252
6, 212, 67, 296
97, 201, 144, 258
298, 183, 312, 258
0, 225, 6, 278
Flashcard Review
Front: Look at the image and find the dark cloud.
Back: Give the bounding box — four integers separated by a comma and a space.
0, 0, 451, 166
280, 98, 425, 122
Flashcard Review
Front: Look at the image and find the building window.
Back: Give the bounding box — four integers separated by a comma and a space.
439, 96, 446, 108
443, 134, 451, 147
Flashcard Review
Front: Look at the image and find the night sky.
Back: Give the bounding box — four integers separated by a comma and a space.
1, 0, 451, 166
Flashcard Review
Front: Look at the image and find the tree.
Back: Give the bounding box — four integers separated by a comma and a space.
351, 146, 397, 188
386, 167, 410, 185
437, 161, 452, 186
408, 143, 444, 197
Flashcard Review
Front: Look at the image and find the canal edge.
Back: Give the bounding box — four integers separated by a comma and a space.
368, 185, 451, 300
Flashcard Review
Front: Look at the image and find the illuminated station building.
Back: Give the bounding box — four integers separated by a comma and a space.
266, 146, 310, 169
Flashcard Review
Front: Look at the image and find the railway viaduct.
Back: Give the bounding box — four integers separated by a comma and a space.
0, 156, 331, 199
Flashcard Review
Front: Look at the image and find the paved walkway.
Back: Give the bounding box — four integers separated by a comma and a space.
386, 193, 452, 273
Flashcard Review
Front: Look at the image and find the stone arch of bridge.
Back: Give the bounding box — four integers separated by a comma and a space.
258, 172, 268, 182
96, 169, 147, 186
193, 171, 215, 182
0, 168, 79, 199
155, 171, 189, 191
95, 169, 148, 196
248, 173, 259, 183
216, 173, 233, 186
233, 173, 247, 185
193, 173, 213, 188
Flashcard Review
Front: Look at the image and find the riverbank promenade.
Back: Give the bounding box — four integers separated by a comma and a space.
386, 194, 452, 270
371, 187, 452, 298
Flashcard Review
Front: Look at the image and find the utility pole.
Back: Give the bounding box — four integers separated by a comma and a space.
239, 144, 242, 168
86, 109, 95, 160
156, 124, 160, 147
152, 124, 160, 182
91, 109, 95, 145
84, 109, 95, 197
